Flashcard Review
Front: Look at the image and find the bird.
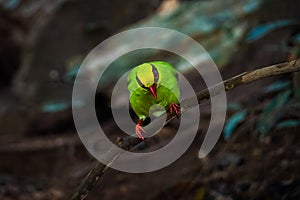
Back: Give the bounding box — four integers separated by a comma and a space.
127, 61, 180, 140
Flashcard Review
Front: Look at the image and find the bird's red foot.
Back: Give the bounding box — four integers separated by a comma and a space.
169, 103, 180, 116
135, 119, 145, 140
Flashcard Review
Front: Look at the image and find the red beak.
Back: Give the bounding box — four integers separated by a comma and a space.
149, 84, 157, 99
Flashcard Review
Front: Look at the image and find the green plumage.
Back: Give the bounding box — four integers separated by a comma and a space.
127, 61, 180, 120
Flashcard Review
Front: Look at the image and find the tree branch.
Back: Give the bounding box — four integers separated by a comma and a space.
71, 59, 300, 200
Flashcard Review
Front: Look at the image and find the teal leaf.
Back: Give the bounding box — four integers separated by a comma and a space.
41, 100, 84, 113
41, 101, 70, 113
276, 120, 300, 129
64, 65, 80, 80
1, 0, 21, 10
295, 88, 300, 100
227, 102, 244, 111
264, 80, 291, 93
246, 19, 297, 42
224, 110, 247, 140
256, 90, 292, 134
243, 0, 261, 13
291, 33, 300, 44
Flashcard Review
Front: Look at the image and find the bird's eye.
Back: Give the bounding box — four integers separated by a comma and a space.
151, 64, 159, 84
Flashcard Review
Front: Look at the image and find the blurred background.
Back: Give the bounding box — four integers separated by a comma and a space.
0, 0, 299, 199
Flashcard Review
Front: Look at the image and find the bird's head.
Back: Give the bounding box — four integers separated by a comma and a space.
136, 63, 159, 99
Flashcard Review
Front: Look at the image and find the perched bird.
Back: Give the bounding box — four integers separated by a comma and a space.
127, 61, 180, 140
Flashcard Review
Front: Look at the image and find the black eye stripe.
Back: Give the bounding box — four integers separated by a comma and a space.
151, 64, 159, 84
136, 73, 147, 89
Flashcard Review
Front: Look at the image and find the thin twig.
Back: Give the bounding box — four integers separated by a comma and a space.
71, 59, 300, 200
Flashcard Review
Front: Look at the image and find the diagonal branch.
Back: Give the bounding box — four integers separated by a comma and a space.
71, 59, 300, 200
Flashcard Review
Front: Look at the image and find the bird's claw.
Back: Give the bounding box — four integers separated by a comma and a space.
135, 119, 145, 140
170, 103, 180, 116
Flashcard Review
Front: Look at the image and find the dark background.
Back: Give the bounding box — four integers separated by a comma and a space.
0, 0, 299, 199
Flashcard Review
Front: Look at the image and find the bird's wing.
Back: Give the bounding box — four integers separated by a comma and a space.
127, 66, 139, 94
152, 61, 180, 99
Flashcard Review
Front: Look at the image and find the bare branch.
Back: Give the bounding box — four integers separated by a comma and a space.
71, 59, 300, 200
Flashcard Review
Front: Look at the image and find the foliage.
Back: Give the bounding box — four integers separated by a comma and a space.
224, 80, 300, 139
